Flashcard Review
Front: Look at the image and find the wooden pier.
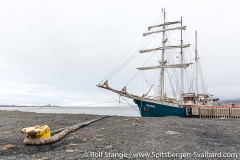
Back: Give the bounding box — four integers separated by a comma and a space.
198, 107, 240, 118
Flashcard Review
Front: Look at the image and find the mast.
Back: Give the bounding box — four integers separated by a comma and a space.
137, 11, 191, 102
180, 17, 184, 104
195, 31, 199, 95
160, 8, 166, 98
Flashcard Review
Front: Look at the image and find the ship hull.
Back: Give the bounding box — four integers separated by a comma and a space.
134, 99, 186, 117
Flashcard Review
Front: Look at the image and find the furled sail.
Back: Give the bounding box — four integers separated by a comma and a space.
139, 44, 190, 53
137, 63, 193, 70
148, 21, 180, 30
143, 26, 186, 36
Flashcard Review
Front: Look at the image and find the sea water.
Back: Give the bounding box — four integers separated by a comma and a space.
0, 106, 140, 117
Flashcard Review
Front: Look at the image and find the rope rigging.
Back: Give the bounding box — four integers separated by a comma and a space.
97, 12, 212, 105
141, 69, 159, 97
101, 31, 157, 83
100, 15, 165, 84
99, 88, 140, 115
120, 96, 140, 114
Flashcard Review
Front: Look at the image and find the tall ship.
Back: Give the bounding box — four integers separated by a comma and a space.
97, 9, 218, 117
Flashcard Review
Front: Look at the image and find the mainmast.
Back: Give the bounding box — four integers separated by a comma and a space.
160, 8, 166, 98
180, 17, 184, 104
195, 31, 199, 95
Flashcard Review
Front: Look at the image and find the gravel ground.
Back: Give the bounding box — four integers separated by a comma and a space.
0, 110, 240, 160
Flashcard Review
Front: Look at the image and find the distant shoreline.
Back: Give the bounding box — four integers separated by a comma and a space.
0, 105, 59, 107
0, 106, 140, 117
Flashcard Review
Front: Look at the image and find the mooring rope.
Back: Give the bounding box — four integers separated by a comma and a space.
23, 116, 110, 145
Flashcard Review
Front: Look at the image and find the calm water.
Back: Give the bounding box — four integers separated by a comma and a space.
0, 106, 140, 117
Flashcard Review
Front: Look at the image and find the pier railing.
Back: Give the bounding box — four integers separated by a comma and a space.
199, 108, 240, 118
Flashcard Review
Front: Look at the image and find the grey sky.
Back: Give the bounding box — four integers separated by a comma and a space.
0, 0, 239, 106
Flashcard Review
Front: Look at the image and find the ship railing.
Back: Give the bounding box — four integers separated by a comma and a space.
143, 96, 176, 103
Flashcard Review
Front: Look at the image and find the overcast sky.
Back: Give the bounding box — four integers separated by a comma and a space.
0, 0, 239, 106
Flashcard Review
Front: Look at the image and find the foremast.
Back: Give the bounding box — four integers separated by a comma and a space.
160, 8, 166, 98
180, 17, 184, 105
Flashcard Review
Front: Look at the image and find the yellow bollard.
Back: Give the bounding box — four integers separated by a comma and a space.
21, 125, 51, 139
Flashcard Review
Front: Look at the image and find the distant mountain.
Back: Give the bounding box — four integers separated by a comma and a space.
213, 99, 240, 106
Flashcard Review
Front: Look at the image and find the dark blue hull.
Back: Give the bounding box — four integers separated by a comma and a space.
134, 99, 186, 117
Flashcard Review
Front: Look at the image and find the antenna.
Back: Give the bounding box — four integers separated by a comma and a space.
162, 8, 165, 13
